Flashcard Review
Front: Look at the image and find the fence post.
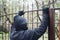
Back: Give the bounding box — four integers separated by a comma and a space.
58, 20, 60, 40
48, 9, 55, 40
59, 10, 60, 40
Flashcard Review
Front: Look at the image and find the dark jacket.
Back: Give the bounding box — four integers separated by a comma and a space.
10, 8, 49, 40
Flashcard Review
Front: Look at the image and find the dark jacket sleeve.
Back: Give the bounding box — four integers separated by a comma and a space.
22, 9, 49, 40
32, 8, 49, 39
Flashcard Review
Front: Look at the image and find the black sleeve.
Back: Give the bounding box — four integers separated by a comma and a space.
32, 8, 49, 39
21, 14, 49, 40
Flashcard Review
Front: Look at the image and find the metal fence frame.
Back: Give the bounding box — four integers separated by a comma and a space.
0, 0, 60, 40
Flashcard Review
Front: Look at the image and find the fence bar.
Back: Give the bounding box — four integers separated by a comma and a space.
48, 9, 55, 40
59, 10, 60, 40
0, 8, 60, 17
24, 8, 60, 13
58, 20, 60, 40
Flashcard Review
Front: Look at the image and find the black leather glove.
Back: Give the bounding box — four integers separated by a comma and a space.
43, 7, 49, 14
18, 11, 25, 16
42, 7, 49, 25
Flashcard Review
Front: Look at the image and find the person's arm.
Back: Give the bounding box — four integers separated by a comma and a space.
32, 7, 49, 39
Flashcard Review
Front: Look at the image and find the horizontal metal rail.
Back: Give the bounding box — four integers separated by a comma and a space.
0, 8, 60, 17
24, 8, 60, 13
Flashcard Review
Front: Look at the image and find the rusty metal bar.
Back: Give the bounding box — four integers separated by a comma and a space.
58, 20, 60, 40
48, 9, 55, 40
59, 10, 60, 40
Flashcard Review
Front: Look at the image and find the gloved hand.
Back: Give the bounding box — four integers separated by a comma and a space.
42, 7, 50, 25
18, 11, 25, 16
43, 7, 49, 14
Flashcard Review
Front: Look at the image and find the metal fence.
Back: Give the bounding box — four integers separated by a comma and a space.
0, 0, 60, 40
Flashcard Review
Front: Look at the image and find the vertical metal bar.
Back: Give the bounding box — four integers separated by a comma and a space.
27, 4, 29, 29
8, 22, 10, 40
23, 0, 24, 17
36, 3, 39, 28
32, 3, 33, 29
8, 15, 10, 40
48, 9, 55, 40
23, 0, 24, 11
5, 16, 6, 40
52, 0, 55, 8
59, 10, 60, 40
2, 17, 3, 40
27, 5, 29, 20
